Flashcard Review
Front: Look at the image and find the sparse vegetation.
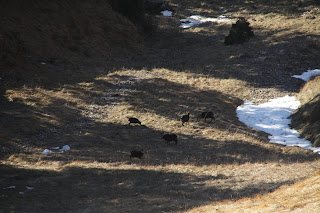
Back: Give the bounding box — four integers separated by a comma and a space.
197, 111, 215, 122
291, 76, 320, 148
1, 0, 320, 212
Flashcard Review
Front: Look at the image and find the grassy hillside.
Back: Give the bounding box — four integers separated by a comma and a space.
1, 0, 320, 212
187, 169, 320, 212
0, 0, 141, 88
291, 76, 320, 147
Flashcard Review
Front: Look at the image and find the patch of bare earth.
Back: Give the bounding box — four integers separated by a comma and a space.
1, 0, 320, 212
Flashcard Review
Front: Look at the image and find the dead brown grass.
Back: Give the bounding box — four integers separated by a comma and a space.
187, 170, 320, 213
290, 76, 320, 148
296, 76, 320, 105
1, 66, 320, 212
1, 0, 320, 212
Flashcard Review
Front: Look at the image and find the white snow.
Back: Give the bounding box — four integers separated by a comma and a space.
51, 146, 60, 150
237, 96, 320, 154
180, 15, 231, 29
292, 69, 320, 81
42, 149, 55, 155
161, 10, 172, 17
42, 145, 71, 154
3, 185, 34, 195
3, 186, 16, 189
59, 145, 70, 152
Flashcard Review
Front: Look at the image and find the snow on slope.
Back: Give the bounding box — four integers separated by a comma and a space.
237, 69, 320, 154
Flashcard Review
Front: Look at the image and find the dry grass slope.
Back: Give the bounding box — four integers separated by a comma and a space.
187, 170, 320, 213
1, 0, 320, 212
291, 76, 320, 147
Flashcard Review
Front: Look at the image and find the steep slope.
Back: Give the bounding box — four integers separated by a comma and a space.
187, 169, 320, 212
1, 0, 320, 212
0, 0, 143, 155
291, 76, 320, 147
0, 0, 141, 87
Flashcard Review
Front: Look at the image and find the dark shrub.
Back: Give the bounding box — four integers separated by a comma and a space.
224, 18, 254, 45
110, 0, 145, 24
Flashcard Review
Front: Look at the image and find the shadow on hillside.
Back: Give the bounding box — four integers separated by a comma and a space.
2, 70, 319, 163
2, 1, 320, 211
3, 8, 320, 92
24, 120, 319, 166
1, 0, 319, 91
141, 28, 320, 90
0, 163, 295, 213
2, 0, 320, 160
111, 74, 241, 121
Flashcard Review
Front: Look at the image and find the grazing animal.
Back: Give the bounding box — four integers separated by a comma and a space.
162, 134, 178, 145
128, 117, 141, 125
130, 150, 144, 159
180, 113, 190, 126
197, 111, 214, 121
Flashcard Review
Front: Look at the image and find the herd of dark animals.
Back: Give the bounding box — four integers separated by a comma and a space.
123, 16, 253, 160
128, 17, 253, 159
129, 111, 215, 159
108, 1, 251, 160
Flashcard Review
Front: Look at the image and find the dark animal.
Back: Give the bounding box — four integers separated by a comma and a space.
128, 117, 141, 125
162, 134, 178, 145
130, 150, 143, 159
180, 113, 190, 126
197, 111, 214, 121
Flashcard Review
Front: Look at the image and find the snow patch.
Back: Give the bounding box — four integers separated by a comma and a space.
3, 186, 16, 189
237, 96, 320, 154
292, 69, 320, 81
161, 10, 172, 17
180, 15, 231, 29
42, 145, 71, 155
3, 185, 34, 195
42, 149, 55, 155
59, 145, 70, 152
